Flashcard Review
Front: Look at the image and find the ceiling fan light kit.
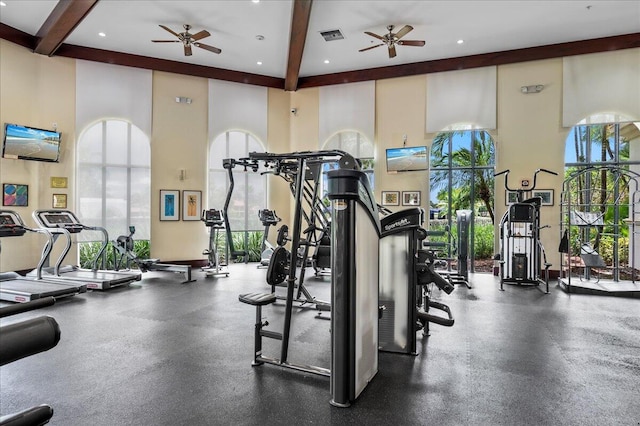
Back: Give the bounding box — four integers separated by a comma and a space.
359, 24, 425, 58
152, 24, 222, 57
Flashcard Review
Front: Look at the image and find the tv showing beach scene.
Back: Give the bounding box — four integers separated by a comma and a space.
386, 146, 428, 172
3, 123, 61, 162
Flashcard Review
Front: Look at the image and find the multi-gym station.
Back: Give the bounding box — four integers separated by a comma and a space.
0, 1, 638, 425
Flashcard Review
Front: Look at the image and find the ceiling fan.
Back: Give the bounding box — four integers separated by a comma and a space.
359, 25, 425, 58
152, 24, 222, 56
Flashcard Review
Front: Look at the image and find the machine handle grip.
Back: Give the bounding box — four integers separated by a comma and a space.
0, 316, 61, 366
0, 404, 54, 426
0, 297, 55, 319
417, 300, 455, 327
537, 168, 558, 176
431, 270, 455, 294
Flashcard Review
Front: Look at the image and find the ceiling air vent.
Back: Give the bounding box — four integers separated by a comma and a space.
320, 29, 344, 41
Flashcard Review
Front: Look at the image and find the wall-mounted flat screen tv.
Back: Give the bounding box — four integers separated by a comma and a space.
2, 123, 61, 162
386, 146, 428, 172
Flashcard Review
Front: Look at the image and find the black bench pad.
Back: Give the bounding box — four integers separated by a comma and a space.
238, 292, 276, 306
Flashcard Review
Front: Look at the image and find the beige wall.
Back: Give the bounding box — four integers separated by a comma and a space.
495, 58, 568, 254
1, 37, 637, 273
150, 71, 209, 260
266, 88, 292, 226
376, 75, 429, 211
0, 40, 76, 271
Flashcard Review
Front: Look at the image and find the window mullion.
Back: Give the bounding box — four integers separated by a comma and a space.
102, 121, 108, 231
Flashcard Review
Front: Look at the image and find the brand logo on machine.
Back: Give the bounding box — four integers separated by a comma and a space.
384, 218, 411, 231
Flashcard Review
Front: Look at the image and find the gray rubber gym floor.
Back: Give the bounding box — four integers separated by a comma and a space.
1, 265, 639, 425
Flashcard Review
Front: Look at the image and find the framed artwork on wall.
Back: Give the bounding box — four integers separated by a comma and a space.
381, 191, 400, 206
52, 194, 67, 209
505, 190, 519, 205
160, 190, 180, 221
402, 191, 421, 206
3, 183, 28, 206
182, 190, 202, 221
50, 177, 68, 188
533, 189, 554, 206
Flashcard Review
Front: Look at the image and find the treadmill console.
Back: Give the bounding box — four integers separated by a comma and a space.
202, 209, 224, 227
258, 209, 280, 226
0, 211, 26, 237
37, 211, 84, 233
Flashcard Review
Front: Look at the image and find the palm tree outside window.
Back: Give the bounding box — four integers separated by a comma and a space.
429, 129, 495, 273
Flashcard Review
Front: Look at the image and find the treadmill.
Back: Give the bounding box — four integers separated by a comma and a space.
29, 209, 141, 290
0, 210, 85, 303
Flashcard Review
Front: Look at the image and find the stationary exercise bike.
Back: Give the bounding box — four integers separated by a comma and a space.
201, 209, 229, 277
258, 209, 281, 268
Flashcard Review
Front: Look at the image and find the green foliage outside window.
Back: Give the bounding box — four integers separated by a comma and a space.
79, 240, 150, 269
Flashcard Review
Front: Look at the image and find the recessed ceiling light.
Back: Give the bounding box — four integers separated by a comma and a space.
98, 32, 106, 37
0, 2, 7, 6
324, 59, 330, 64
257, 61, 262, 65
252, 0, 260, 3
457, 39, 464, 44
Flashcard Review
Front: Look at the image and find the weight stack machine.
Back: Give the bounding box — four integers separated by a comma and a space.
498, 198, 548, 290
378, 208, 423, 355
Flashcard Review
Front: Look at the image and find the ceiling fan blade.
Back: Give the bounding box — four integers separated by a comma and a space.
388, 45, 397, 58
364, 31, 385, 41
152, 40, 180, 43
359, 43, 384, 52
159, 24, 180, 38
398, 40, 425, 47
184, 44, 193, 56
190, 30, 210, 41
395, 25, 413, 40
195, 42, 222, 54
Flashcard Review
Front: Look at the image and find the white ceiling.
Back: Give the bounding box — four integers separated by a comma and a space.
1, 0, 639, 80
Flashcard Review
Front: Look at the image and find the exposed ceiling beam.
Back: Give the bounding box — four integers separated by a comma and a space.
284, 0, 313, 92
55, 44, 285, 89
297, 33, 640, 89
34, 0, 99, 56
0, 22, 33, 49
1, 23, 637, 91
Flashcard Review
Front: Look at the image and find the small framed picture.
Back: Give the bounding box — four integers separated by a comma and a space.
505, 190, 519, 205
533, 189, 554, 206
182, 190, 202, 221
160, 190, 180, 221
50, 177, 68, 189
3, 183, 28, 206
52, 194, 67, 209
402, 191, 421, 206
381, 191, 400, 206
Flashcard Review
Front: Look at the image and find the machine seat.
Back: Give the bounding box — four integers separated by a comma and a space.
238, 292, 276, 306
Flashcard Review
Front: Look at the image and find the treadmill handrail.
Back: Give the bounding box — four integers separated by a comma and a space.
48, 227, 72, 277
32, 209, 110, 272
0, 210, 57, 280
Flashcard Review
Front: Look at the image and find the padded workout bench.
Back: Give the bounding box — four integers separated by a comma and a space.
238, 292, 279, 366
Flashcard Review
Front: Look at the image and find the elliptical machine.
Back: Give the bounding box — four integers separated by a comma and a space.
201, 209, 229, 277
495, 168, 557, 293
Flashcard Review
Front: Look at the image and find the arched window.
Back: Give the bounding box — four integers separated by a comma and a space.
208, 131, 267, 259
429, 129, 495, 273
565, 115, 639, 167
76, 120, 151, 243
321, 130, 375, 198
562, 115, 640, 282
